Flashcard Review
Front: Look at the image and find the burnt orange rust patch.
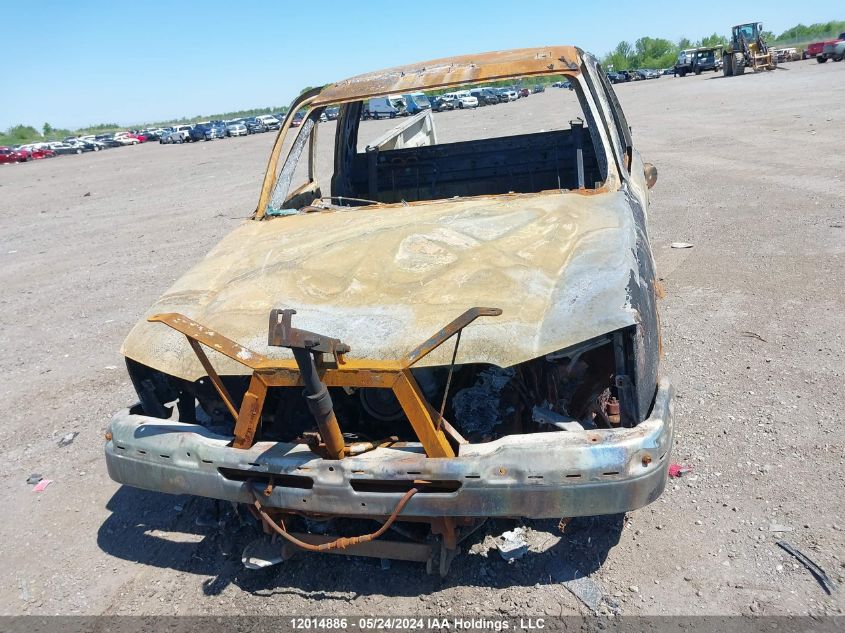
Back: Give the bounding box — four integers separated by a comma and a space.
313, 46, 583, 106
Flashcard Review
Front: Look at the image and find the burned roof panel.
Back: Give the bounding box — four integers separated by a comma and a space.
313, 46, 583, 106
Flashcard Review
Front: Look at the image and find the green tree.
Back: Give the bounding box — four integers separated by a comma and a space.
42, 122, 53, 137
635, 36, 677, 68
700, 33, 728, 47
602, 41, 634, 69
0, 124, 41, 146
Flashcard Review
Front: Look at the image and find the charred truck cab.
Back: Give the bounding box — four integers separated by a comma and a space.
106, 46, 673, 575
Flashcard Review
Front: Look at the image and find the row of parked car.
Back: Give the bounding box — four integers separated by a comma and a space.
361, 82, 572, 119
158, 112, 294, 143
0, 113, 306, 163
0, 129, 165, 163
605, 68, 667, 83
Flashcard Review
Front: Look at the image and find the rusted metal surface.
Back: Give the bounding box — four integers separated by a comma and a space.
392, 370, 455, 458
124, 192, 642, 381
107, 45, 672, 572
232, 374, 268, 449
279, 533, 434, 564
253, 486, 418, 551
268, 308, 349, 365
150, 307, 476, 456
404, 307, 502, 366
185, 337, 239, 421
267, 309, 347, 458
312, 47, 583, 106
256, 91, 320, 217
148, 313, 268, 369
104, 378, 674, 518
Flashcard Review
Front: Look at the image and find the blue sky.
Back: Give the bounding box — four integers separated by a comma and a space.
1, 0, 840, 129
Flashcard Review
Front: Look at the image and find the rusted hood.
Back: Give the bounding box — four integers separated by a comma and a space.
123, 191, 642, 380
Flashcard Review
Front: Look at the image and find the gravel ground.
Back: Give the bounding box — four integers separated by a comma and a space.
0, 58, 843, 617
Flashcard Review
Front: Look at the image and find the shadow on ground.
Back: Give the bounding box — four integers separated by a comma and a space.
98, 486, 624, 599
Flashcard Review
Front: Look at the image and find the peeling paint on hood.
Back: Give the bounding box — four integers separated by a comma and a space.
122, 190, 641, 381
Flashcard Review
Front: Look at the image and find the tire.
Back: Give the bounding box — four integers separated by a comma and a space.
723, 54, 734, 76
694, 67, 701, 75
94, 146, 100, 151
131, 140, 138, 145
817, 56, 826, 63
458, 102, 464, 109
835, 55, 843, 62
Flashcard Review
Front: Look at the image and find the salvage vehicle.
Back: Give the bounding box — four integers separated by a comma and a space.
402, 93, 432, 114
255, 114, 281, 130
469, 87, 500, 105
807, 33, 845, 62
675, 47, 720, 76
431, 95, 456, 111
244, 117, 268, 133
442, 90, 478, 108
105, 46, 672, 575
820, 37, 845, 62
226, 121, 248, 137
48, 142, 84, 155
364, 96, 406, 119
19, 145, 55, 159
0, 146, 28, 163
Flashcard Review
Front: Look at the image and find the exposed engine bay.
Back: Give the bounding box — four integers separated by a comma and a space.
127, 329, 635, 446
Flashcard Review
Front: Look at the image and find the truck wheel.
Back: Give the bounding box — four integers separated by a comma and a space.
679, 68, 687, 77
817, 56, 826, 63
734, 54, 745, 75
694, 67, 702, 75
723, 55, 733, 76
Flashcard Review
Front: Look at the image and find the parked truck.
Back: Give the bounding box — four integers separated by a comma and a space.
674, 46, 721, 76
810, 32, 845, 62
104, 45, 671, 577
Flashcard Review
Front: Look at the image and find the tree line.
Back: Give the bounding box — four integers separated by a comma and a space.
601, 20, 845, 70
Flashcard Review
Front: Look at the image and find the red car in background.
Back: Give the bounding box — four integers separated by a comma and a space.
0, 146, 28, 163
26, 147, 56, 160
806, 33, 845, 61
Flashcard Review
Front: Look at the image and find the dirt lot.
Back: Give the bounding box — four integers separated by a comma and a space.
1, 59, 843, 617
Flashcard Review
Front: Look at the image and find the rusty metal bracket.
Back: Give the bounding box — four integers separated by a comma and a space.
268, 308, 349, 368
267, 309, 347, 459
149, 306, 501, 458
403, 307, 502, 366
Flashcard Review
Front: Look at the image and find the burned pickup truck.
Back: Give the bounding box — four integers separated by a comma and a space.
105, 46, 673, 574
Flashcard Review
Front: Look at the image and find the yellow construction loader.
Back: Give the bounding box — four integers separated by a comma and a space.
723, 22, 777, 75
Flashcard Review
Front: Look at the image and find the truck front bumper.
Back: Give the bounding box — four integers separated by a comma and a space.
105, 380, 673, 519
